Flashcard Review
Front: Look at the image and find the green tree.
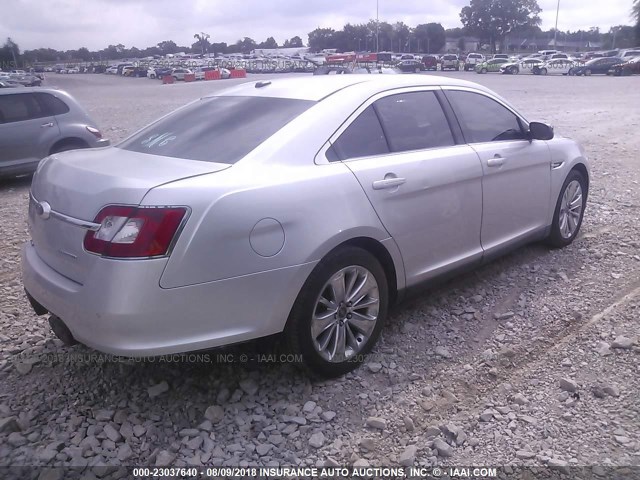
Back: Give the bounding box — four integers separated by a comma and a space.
258, 37, 278, 49
193, 32, 210, 54
157, 40, 178, 55
414, 23, 446, 53
286, 36, 304, 48
460, 0, 542, 52
0, 38, 20, 68
308, 28, 336, 51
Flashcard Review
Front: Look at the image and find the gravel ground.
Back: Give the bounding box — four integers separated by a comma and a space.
0, 72, 639, 476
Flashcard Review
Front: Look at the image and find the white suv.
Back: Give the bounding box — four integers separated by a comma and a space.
464, 53, 485, 71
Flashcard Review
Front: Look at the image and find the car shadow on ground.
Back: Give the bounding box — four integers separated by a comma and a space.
0, 174, 32, 190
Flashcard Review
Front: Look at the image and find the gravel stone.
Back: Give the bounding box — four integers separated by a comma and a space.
365, 417, 386, 430
399, 445, 418, 466
0, 416, 20, 433
204, 405, 225, 423
559, 378, 578, 393
147, 381, 169, 398
309, 432, 325, 449
611, 336, 634, 349
432, 438, 453, 457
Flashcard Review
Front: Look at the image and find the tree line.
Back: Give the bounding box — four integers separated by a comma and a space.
1, 0, 638, 66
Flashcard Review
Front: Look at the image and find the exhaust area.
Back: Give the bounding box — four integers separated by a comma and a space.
48, 315, 78, 346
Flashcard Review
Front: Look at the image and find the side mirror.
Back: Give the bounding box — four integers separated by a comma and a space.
529, 122, 554, 141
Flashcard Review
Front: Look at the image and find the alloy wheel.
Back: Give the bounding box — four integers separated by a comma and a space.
558, 180, 583, 239
311, 266, 379, 363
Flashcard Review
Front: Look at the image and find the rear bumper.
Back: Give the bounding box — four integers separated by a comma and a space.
22, 242, 316, 356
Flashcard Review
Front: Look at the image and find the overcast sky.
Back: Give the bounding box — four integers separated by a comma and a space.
1, 0, 635, 51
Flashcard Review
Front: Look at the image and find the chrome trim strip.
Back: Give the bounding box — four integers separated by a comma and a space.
29, 191, 101, 231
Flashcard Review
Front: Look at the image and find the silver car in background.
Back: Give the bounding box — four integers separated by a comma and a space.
22, 76, 589, 377
0, 88, 109, 178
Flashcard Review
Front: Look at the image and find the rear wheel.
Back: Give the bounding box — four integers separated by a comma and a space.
568, 68, 575, 76
585, 69, 592, 76
481, 68, 487, 74
540, 68, 548, 75
547, 170, 587, 248
285, 246, 388, 378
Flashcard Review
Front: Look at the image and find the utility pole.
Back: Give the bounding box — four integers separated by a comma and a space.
376, 0, 379, 52
553, 0, 560, 48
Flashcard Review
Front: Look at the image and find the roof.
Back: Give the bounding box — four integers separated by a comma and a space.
205, 74, 489, 102
0, 87, 62, 96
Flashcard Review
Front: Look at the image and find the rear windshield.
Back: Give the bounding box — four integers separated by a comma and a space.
118, 96, 314, 164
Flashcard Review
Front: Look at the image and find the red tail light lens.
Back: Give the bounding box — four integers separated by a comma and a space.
85, 126, 103, 139
84, 205, 187, 258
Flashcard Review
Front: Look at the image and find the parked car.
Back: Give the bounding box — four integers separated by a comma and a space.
475, 58, 509, 73
493, 54, 509, 60
571, 57, 624, 75
171, 68, 193, 81
21, 76, 589, 377
66, 67, 80, 74
607, 56, 640, 76
500, 57, 544, 74
583, 52, 603, 60
463, 53, 485, 71
0, 88, 109, 178
617, 49, 640, 60
421, 55, 438, 71
105, 66, 118, 74
533, 59, 576, 75
396, 59, 425, 72
9, 74, 42, 87
0, 80, 20, 88
441, 54, 460, 70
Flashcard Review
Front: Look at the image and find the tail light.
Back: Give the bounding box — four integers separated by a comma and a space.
84, 205, 187, 258
86, 126, 103, 139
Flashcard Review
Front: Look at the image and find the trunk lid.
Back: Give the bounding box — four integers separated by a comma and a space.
29, 148, 229, 284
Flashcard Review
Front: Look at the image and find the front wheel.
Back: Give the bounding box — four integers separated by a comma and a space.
510, 67, 519, 74
480, 68, 487, 74
568, 68, 575, 76
585, 69, 592, 76
540, 68, 548, 75
285, 246, 388, 377
547, 170, 587, 248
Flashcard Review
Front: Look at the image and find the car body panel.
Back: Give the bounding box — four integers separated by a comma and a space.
21, 75, 589, 358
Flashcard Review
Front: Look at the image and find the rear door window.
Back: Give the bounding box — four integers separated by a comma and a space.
118, 96, 314, 164
0, 93, 44, 124
330, 106, 389, 161
35, 93, 70, 116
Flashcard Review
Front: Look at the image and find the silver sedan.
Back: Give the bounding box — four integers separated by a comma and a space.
22, 75, 589, 377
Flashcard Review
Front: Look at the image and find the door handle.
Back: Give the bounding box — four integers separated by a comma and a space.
41, 122, 54, 128
372, 177, 406, 190
487, 155, 505, 167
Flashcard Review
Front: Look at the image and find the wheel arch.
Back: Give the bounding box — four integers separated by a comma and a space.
49, 137, 89, 155
570, 162, 589, 198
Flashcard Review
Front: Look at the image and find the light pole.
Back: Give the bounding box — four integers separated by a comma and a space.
376, 0, 379, 52
553, 0, 560, 49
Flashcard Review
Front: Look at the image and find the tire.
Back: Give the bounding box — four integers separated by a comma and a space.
585, 69, 592, 76
481, 68, 487, 74
510, 67, 519, 75
285, 246, 389, 378
415, 67, 420, 73
50, 139, 89, 155
540, 68, 548, 75
546, 170, 587, 248
568, 68, 575, 76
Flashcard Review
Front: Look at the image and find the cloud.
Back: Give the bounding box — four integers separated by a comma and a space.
0, 0, 633, 51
